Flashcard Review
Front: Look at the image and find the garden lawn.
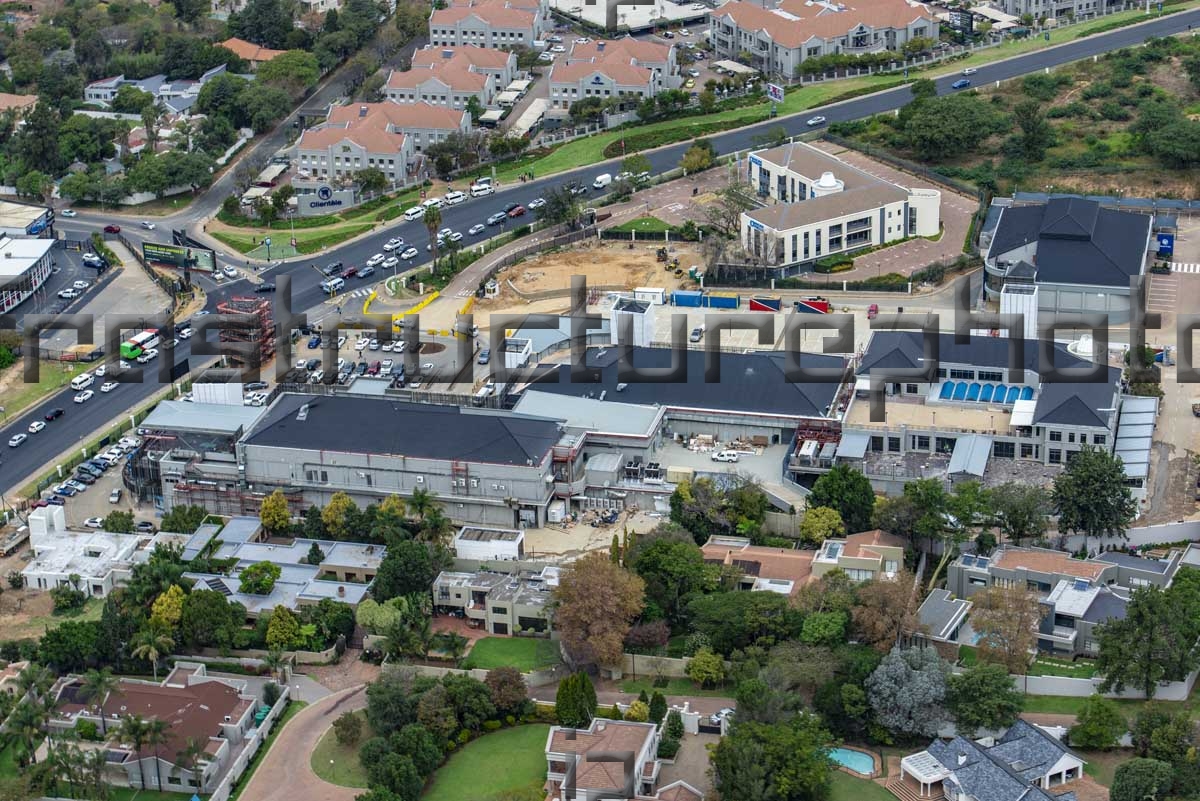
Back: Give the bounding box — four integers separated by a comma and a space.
617, 677, 734, 699
107, 788, 201, 801
463, 637, 560, 671
211, 223, 374, 256
422, 725, 551, 801
1080, 750, 1125, 787
1, 361, 85, 420
830, 771, 896, 801
1027, 657, 1097, 679
609, 216, 674, 234
311, 711, 371, 788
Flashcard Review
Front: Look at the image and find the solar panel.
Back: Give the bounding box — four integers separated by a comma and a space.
1074, 579, 1090, 591
976, 558, 989, 568
961, 556, 976, 567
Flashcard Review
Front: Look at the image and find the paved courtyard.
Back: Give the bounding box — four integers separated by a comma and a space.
657, 732, 719, 797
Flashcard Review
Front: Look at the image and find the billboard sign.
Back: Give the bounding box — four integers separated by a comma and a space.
766, 83, 785, 103
297, 186, 357, 216
1157, 233, 1175, 255
142, 241, 216, 273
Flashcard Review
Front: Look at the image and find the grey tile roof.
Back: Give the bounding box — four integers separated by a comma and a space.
917, 588, 971, 641
990, 199, 1152, 288
1093, 551, 1170, 574
243, 393, 562, 466
994, 719, 1083, 776
530, 346, 845, 419
1081, 589, 1128, 624
926, 723, 1081, 801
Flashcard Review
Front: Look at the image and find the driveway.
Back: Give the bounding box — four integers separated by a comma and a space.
657, 733, 719, 797
238, 685, 367, 801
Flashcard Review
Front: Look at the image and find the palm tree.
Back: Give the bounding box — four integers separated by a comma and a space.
78, 668, 119, 735
174, 737, 208, 791
81, 747, 110, 801
423, 205, 442, 268
17, 663, 55, 699
117, 716, 149, 790
8, 699, 47, 766
144, 718, 169, 791
130, 624, 174, 681
419, 505, 452, 546
407, 486, 436, 522
262, 647, 287, 683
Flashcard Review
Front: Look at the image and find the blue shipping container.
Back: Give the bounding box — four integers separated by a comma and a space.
672, 290, 703, 307
705, 293, 740, 309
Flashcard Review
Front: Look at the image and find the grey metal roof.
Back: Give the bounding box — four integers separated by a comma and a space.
1082, 588, 1128, 624
918, 588, 971, 641
836, 432, 870, 459
989, 198, 1151, 288
948, 434, 991, 477
506, 316, 611, 357
530, 346, 845, 420
1093, 551, 1169, 574
1121, 397, 1159, 414
141, 400, 266, 435
513, 389, 663, 437
243, 393, 562, 466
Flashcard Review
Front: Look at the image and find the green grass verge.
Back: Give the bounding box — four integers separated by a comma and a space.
422, 725, 551, 801
212, 223, 375, 256
107, 788, 201, 801
617, 677, 735, 698
461, 637, 560, 671
310, 710, 370, 788
830, 771, 896, 801
228, 701, 307, 801
0, 739, 18, 779
1027, 657, 1098, 679
609, 216, 674, 233
1080, 750, 1124, 787
0, 361, 86, 420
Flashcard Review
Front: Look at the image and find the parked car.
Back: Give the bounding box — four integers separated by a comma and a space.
689, 326, 704, 342
711, 450, 740, 463
72, 472, 96, 485
85, 517, 103, 528
356, 361, 369, 375
867, 303, 879, 320
135, 521, 156, 534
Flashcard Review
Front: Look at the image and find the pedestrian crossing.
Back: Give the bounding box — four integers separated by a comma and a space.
1170, 263, 1200, 274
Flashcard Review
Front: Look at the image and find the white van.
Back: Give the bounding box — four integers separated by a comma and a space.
592, 173, 612, 190
70, 373, 94, 391
470, 182, 495, 197
422, 197, 444, 209
321, 277, 345, 294
403, 206, 424, 221
444, 190, 466, 206
711, 450, 740, 463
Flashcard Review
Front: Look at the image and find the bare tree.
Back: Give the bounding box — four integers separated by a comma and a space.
969, 585, 1042, 673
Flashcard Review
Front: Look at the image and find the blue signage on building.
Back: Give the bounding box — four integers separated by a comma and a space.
1157, 233, 1175, 254
748, 219, 764, 232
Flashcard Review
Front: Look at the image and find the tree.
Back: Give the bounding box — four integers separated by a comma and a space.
680, 143, 713, 174
627, 532, 715, 624
988, 483, 1050, 545
552, 552, 644, 668
947, 663, 1022, 735
1097, 585, 1198, 699
372, 540, 438, 602
333, 711, 364, 746
686, 648, 726, 688
102, 510, 135, 533
809, 466, 876, 533
230, 0, 295, 49
131, 623, 174, 680
260, 490, 291, 534
484, 667, 527, 716
702, 183, 758, 240
391, 723, 443, 778
305, 542, 326, 566
712, 714, 834, 801
1013, 99, 1053, 162
117, 716, 150, 788
687, 590, 799, 656
904, 93, 1006, 161
150, 584, 186, 630
78, 669, 119, 735
40, 620, 101, 673
1112, 759, 1175, 801
1069, 695, 1125, 750
865, 646, 950, 738
670, 476, 770, 545
180, 590, 243, 650
852, 573, 920, 652
622, 153, 651, 176
266, 605, 301, 650
968, 585, 1042, 674
160, 504, 208, 535
257, 50, 320, 95
1054, 446, 1137, 553
625, 620, 670, 653
423, 205, 443, 267
321, 491, 357, 539
239, 561, 282, 595
649, 691, 667, 724
145, 718, 169, 791
555, 671, 596, 728
381, 595, 432, 660
799, 507, 845, 545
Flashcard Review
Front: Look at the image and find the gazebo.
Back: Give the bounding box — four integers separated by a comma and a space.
900, 751, 951, 798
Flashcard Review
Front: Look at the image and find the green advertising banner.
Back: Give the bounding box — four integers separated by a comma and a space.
142, 241, 215, 272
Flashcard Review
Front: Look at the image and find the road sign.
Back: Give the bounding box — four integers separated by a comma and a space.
766, 83, 785, 103
264, 237, 272, 247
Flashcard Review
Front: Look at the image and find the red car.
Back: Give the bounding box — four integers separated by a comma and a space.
340, 266, 359, 279
103, 224, 121, 233
507, 205, 526, 218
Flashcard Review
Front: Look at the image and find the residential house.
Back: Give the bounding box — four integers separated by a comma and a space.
709, 0, 938, 79
700, 535, 814, 595
428, 0, 548, 49
20, 506, 156, 597
0, 92, 36, 116
545, 719, 706, 801
83, 64, 233, 114
219, 37, 287, 69
432, 567, 557, 635
899, 720, 1085, 801
326, 101, 470, 154
740, 141, 941, 270
914, 588, 972, 659
295, 106, 415, 184
812, 529, 905, 581
0, 661, 29, 698
49, 667, 259, 794
981, 196, 1154, 323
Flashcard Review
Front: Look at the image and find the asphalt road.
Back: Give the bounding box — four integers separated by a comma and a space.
3, 10, 1198, 496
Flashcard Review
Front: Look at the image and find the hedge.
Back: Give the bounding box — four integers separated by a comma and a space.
814, 254, 854, 274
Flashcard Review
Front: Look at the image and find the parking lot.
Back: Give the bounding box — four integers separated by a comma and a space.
15, 245, 110, 327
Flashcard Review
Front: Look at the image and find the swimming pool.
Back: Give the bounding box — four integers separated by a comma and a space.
830, 747, 876, 776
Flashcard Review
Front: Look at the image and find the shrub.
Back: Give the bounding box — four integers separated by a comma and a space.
657, 737, 681, 759
483, 719, 502, 732
457, 729, 471, 745
75, 719, 99, 741
445, 740, 458, 752
51, 584, 87, 613
665, 710, 685, 740
504, 715, 516, 727
334, 711, 364, 746
1082, 81, 1112, 100
814, 254, 854, 274
263, 681, 282, 707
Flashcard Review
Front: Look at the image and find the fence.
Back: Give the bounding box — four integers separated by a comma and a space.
192, 643, 339, 665
117, 233, 184, 310
1059, 519, 1200, 553
376, 660, 566, 688
1012, 669, 1199, 701
207, 684, 292, 801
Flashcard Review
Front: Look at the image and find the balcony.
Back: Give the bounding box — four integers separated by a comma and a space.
1041, 626, 1078, 645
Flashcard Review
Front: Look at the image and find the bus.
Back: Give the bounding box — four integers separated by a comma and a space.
120, 330, 160, 360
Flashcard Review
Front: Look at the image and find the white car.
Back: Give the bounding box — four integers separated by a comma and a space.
28, 420, 45, 434
384, 237, 404, 251
338, 336, 347, 347
72, 280, 89, 290
120, 360, 130, 369
711, 450, 739, 463
381, 359, 394, 376
61, 209, 77, 217
438, 227, 453, 238
422, 197, 444, 210
223, 265, 238, 277
93, 364, 106, 377
355, 338, 369, 351
400, 247, 419, 259
538, 52, 555, 62
690, 2, 704, 8
468, 224, 485, 235
100, 381, 118, 392
551, 45, 566, 52
84, 517, 103, 529
403, 206, 424, 221
528, 198, 546, 210
422, 362, 434, 371
8, 433, 27, 447
58, 288, 78, 300
444, 191, 466, 205
383, 256, 400, 269
366, 253, 385, 267
574, 37, 591, 44
140, 221, 156, 230
679, 28, 691, 35
74, 390, 94, 403
448, 231, 463, 243
961, 67, 978, 76
136, 348, 158, 364
178, 328, 192, 339
806, 115, 827, 127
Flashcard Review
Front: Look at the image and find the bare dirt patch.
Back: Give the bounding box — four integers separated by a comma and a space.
0, 548, 65, 640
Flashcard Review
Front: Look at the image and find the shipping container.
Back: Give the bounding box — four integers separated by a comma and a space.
672, 289, 704, 307
749, 295, 782, 312
634, 287, 666, 305
704, 292, 740, 309
793, 296, 832, 314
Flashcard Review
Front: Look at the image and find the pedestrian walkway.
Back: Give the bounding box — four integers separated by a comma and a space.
1171, 262, 1200, 274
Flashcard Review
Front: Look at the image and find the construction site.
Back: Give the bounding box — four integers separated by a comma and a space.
216, 296, 276, 367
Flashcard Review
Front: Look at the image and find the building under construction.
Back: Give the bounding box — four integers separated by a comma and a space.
215, 296, 275, 367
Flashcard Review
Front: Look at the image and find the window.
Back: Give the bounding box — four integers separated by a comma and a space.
914, 435, 930, 450
1049, 431, 1062, 442
491, 606, 508, 615
1093, 434, 1106, 445
978, 370, 1003, 382
949, 369, 974, 380
884, 560, 899, 573
438, 586, 450, 600
1020, 443, 1035, 459
1049, 449, 1062, 464
1068, 432, 1076, 443
969, 577, 987, 586
869, 436, 884, 452
993, 441, 1015, 459
937, 368, 947, 379
887, 436, 901, 453
845, 568, 874, 581
905, 384, 918, 395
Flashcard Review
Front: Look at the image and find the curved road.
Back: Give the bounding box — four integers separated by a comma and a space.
2, 9, 1199, 495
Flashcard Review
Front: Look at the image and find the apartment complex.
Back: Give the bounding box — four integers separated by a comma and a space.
995, 0, 1120, 23
741, 141, 941, 271
428, 0, 549, 49
295, 103, 415, 185
709, 0, 938, 79
549, 37, 679, 109
432, 566, 558, 634
412, 44, 518, 88
327, 100, 470, 153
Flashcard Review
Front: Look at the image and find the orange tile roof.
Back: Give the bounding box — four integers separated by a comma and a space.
219, 37, 287, 63
716, 0, 934, 48
700, 539, 814, 592
658, 781, 705, 801
0, 93, 36, 114
550, 59, 653, 86
412, 44, 515, 71
570, 36, 672, 65
386, 64, 488, 92
297, 121, 407, 155
431, 1, 537, 29
841, 528, 905, 559
548, 720, 657, 791
328, 101, 468, 131
992, 547, 1108, 580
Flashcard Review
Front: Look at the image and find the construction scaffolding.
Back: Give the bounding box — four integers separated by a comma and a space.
216, 296, 276, 367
